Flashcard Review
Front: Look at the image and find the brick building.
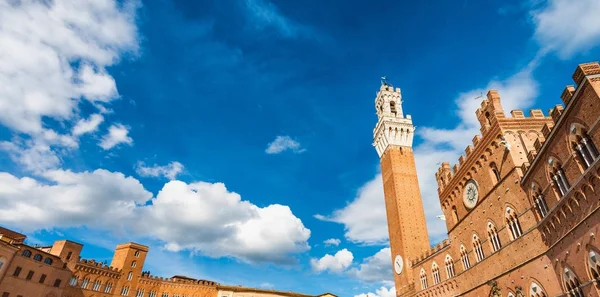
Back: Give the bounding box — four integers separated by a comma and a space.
374, 62, 600, 297
0, 228, 335, 297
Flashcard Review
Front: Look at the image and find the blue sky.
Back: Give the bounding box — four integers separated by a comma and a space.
1, 0, 600, 296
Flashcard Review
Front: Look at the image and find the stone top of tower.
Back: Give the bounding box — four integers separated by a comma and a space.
372, 79, 415, 157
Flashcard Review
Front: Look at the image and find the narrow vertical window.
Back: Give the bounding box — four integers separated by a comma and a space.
589, 251, 600, 279
452, 206, 459, 223
419, 268, 428, 290
81, 278, 90, 289
460, 245, 470, 270
505, 207, 523, 240
444, 255, 455, 278
431, 263, 440, 285
472, 235, 485, 262
548, 158, 570, 197
490, 162, 501, 184
488, 222, 502, 252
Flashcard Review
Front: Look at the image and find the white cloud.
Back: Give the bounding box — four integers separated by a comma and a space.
310, 249, 354, 274
323, 238, 341, 246
135, 161, 184, 180
354, 286, 396, 297
0, 169, 151, 231
348, 247, 393, 285
259, 282, 274, 289
0, 0, 138, 135
0, 169, 311, 264
73, 114, 104, 136
531, 0, 600, 59
1, 141, 62, 173
265, 135, 305, 154
99, 124, 133, 150
315, 174, 388, 245
244, 0, 301, 38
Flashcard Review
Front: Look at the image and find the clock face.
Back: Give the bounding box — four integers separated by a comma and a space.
463, 179, 479, 209
394, 255, 403, 275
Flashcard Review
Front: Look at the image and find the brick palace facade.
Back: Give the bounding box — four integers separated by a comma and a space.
374, 62, 600, 297
0, 228, 336, 297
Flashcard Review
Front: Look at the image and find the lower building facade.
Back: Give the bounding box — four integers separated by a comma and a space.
0, 228, 335, 297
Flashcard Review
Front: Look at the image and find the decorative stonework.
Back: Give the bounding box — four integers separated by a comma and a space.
373, 84, 415, 157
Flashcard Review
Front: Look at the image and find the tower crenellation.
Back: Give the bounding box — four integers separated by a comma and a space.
373, 82, 416, 157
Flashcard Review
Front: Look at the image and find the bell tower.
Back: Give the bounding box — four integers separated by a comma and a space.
372, 80, 430, 296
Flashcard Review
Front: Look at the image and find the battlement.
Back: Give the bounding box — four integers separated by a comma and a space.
561, 85, 575, 105
436, 90, 556, 198
138, 273, 217, 286
77, 258, 122, 273
411, 239, 451, 266
379, 84, 401, 94
115, 242, 149, 252
572, 61, 600, 86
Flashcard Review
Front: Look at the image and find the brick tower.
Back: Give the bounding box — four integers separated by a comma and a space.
372, 80, 430, 296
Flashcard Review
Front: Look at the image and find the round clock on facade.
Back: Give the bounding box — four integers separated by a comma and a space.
463, 179, 479, 209
394, 254, 404, 275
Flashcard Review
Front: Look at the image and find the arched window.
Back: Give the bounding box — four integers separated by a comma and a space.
488, 222, 502, 252
419, 268, 428, 290
530, 282, 547, 297
548, 157, 570, 198
490, 162, 501, 184
472, 234, 485, 262
444, 254, 455, 278
136, 289, 145, 297
33, 254, 42, 261
134, 251, 140, 257
563, 268, 583, 297
390, 101, 397, 116
81, 277, 90, 289
131, 260, 137, 268
508, 293, 515, 297
21, 250, 32, 258
104, 282, 113, 293
120, 286, 130, 296
92, 280, 102, 291
589, 251, 600, 279
69, 276, 78, 286
531, 183, 549, 218
460, 245, 470, 270
452, 206, 459, 223
505, 207, 523, 240
44, 258, 53, 265
128, 271, 133, 280
432, 262, 441, 285
570, 124, 599, 169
